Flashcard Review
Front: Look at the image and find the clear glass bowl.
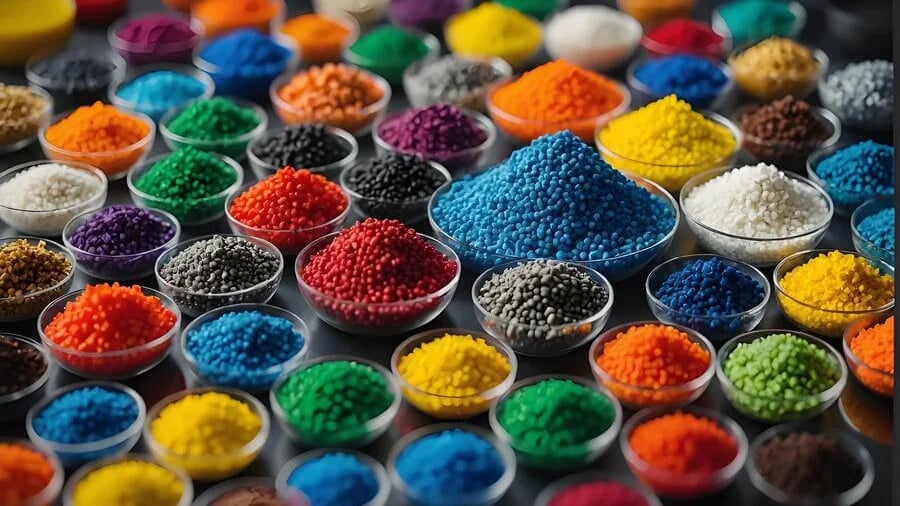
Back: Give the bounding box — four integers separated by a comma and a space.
717, 329, 847, 422
589, 321, 716, 409
128, 152, 243, 226
645, 254, 770, 342
390, 328, 517, 419
276, 449, 390, 506
343, 26, 440, 84
620, 406, 747, 498
38, 286, 181, 379
62, 207, 180, 281
842, 311, 893, 397
773, 249, 894, 337
280, 11, 360, 65
641, 22, 731, 60
387, 423, 516, 506
26, 49, 126, 110
734, 103, 841, 170
711, 1, 806, 46
680, 166, 833, 267
159, 97, 268, 160
489, 374, 622, 470
296, 233, 461, 335
108, 13, 203, 66
596, 110, 740, 191
26, 381, 145, 468
427, 174, 679, 281
155, 234, 284, 318
806, 144, 894, 217
1, 438, 64, 505
372, 107, 496, 173
194, 33, 298, 100
340, 159, 451, 224
0, 335, 52, 421
181, 303, 310, 392
851, 196, 894, 265
746, 423, 874, 506
39, 109, 155, 181
535, 471, 662, 506
0, 85, 53, 155
627, 57, 735, 111
472, 260, 614, 357
729, 42, 828, 101
247, 124, 359, 179
403, 56, 512, 112
109, 63, 215, 122
270, 355, 400, 447
445, 11, 543, 70
144, 387, 270, 481
0, 237, 75, 322
545, 8, 642, 71
195, 477, 306, 506
62, 453, 192, 506
818, 66, 892, 131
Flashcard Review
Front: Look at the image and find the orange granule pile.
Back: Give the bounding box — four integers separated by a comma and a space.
44, 102, 149, 153
0, 443, 55, 505
597, 323, 711, 387
191, 0, 281, 37
280, 13, 353, 64
629, 412, 738, 473
849, 316, 894, 396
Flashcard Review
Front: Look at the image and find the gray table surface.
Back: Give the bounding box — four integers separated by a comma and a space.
0, 1, 893, 505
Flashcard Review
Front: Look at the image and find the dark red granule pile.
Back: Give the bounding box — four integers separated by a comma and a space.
548, 481, 650, 506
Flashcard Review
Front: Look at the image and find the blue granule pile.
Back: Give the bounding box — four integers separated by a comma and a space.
634, 54, 728, 108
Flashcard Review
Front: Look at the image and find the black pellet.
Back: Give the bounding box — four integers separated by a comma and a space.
251, 124, 351, 169
754, 432, 863, 498
0, 336, 47, 396
30, 53, 118, 94
346, 152, 447, 204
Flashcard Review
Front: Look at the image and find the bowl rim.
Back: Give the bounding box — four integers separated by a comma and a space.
546, 4, 643, 52
732, 103, 842, 151
269, 65, 392, 123
627, 56, 734, 104
711, 0, 806, 45
194, 477, 296, 506
728, 39, 829, 82
0, 334, 52, 405
1, 437, 64, 505
159, 96, 269, 147
107, 12, 203, 54
126, 151, 244, 207
0, 85, 54, 140
0, 236, 75, 304
40, 108, 156, 158
340, 157, 451, 206
372, 105, 497, 162
108, 63, 216, 114
224, 181, 350, 236
804, 142, 896, 214
62, 452, 193, 506
342, 25, 440, 70
246, 123, 359, 174
193, 31, 298, 76
62, 205, 181, 262
444, 7, 544, 67
26, 48, 126, 92
275, 448, 390, 506
0, 159, 108, 214
534, 470, 662, 506
850, 195, 895, 260
842, 310, 894, 379
402, 55, 512, 100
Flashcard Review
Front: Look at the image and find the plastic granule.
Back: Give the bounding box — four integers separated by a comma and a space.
165, 97, 260, 142
644, 19, 724, 59
445, 3, 542, 68
45, 102, 148, 153
115, 70, 207, 121
628, 412, 738, 474
32, 385, 138, 444
730, 36, 820, 99
286, 452, 380, 506
0, 442, 55, 505
191, 0, 281, 38
814, 141, 894, 211
347, 25, 431, 83
849, 316, 894, 396
548, 481, 650, 506
198, 29, 293, 98
857, 207, 895, 259
717, 0, 798, 45
633, 54, 727, 108
71, 460, 183, 506
279, 13, 353, 64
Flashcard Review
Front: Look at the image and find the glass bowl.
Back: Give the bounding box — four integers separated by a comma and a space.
641, 22, 731, 60
270, 355, 400, 447
773, 249, 894, 337
281, 11, 360, 65
851, 196, 894, 265
489, 374, 622, 470
626, 57, 735, 110
39, 109, 155, 181
390, 328, 517, 420
108, 13, 203, 66
38, 286, 181, 379
646, 254, 770, 341
589, 321, 716, 409
0, 237, 75, 322
472, 260, 614, 357
26, 381, 145, 468
545, 8, 642, 70
276, 449, 390, 506
535, 471, 662, 506
296, 233, 460, 335
127, 152, 243, 226
1, 438, 64, 505
144, 387, 270, 481
247, 124, 359, 179
0, 85, 53, 155
734, 103, 841, 170
109, 64, 215, 122
372, 107, 496, 173
62, 207, 180, 281
621, 406, 747, 498
387, 423, 516, 506
711, 1, 806, 46
195, 477, 306, 506
806, 145, 895, 217
181, 303, 310, 392
0, 335, 52, 421
159, 97, 268, 159
729, 42, 828, 101
343, 26, 440, 84
616, 0, 696, 30
445, 11, 543, 70
62, 453, 192, 506
403, 56, 512, 112
488, 77, 630, 144
26, 49, 126, 110
680, 166, 833, 267
340, 159, 451, 224
717, 329, 847, 422
818, 66, 892, 131
746, 423, 874, 506
842, 311, 894, 397
596, 110, 740, 191
194, 33, 298, 100
155, 235, 284, 318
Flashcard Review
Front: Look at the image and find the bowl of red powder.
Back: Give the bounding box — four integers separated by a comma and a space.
535, 471, 661, 506
843, 312, 894, 397
641, 19, 730, 60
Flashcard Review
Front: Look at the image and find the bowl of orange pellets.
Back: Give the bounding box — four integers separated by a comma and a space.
39, 103, 155, 181
279, 12, 360, 65
843, 312, 894, 397
0, 439, 64, 506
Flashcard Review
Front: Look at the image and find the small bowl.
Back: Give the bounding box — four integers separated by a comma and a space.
627, 57, 735, 111
159, 97, 268, 160
127, 152, 243, 226
621, 406, 748, 498
194, 33, 298, 100
26, 49, 126, 110
144, 387, 270, 481
340, 159, 451, 224
851, 196, 894, 265
343, 26, 440, 84
276, 449, 390, 506
733, 103, 841, 170
62, 453, 192, 506
641, 21, 730, 60
589, 321, 716, 409
717, 329, 848, 422
616, 0, 696, 30
681, 166, 833, 266
818, 65, 892, 131
0, 237, 75, 322
0, 335, 52, 421
403, 56, 512, 111
109, 64, 215, 122
62, 207, 180, 281
489, 375, 622, 469
39, 108, 155, 181
729, 42, 828, 101
596, 110, 740, 191
545, 8, 642, 70
38, 286, 181, 379
247, 124, 359, 179
535, 472, 662, 506
391, 328, 516, 419
387, 424, 516, 506
489, 77, 630, 144
445, 11, 543, 69
646, 254, 770, 341
270, 355, 400, 447
842, 311, 894, 397
712, 1, 806, 46
270, 68, 391, 135
155, 235, 284, 318
472, 260, 614, 357
280, 11, 360, 65
807, 145, 894, 217
774, 249, 894, 337
746, 423, 874, 505
108, 13, 203, 66
196, 477, 306, 506
1, 438, 64, 505
0, 85, 53, 155
26, 381, 145, 468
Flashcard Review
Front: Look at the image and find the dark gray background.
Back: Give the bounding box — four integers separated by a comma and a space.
0, 0, 893, 505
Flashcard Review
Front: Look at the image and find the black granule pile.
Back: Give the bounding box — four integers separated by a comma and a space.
755, 432, 863, 498
250, 124, 351, 169
30, 53, 118, 93
0, 336, 47, 395
345, 152, 447, 203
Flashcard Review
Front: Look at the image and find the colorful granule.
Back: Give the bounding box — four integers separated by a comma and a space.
198, 29, 293, 99
286, 452, 381, 506
165, 97, 260, 141
0, 443, 56, 506
32, 386, 139, 445
595, 323, 711, 407
814, 141, 894, 211
857, 207, 895, 261
778, 251, 894, 336
376, 103, 487, 169
730, 36, 820, 100
643, 19, 724, 59
191, 0, 281, 37
347, 25, 432, 83
547, 481, 650, 506
280, 13, 353, 64
71, 460, 183, 506
849, 316, 894, 396
445, 2, 542, 68
0, 83, 50, 146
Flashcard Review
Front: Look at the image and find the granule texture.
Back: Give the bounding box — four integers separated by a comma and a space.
0, 335, 47, 395
717, 0, 797, 45
407, 55, 505, 110
445, 3, 542, 68
628, 412, 738, 473
45, 102, 149, 153
279, 13, 353, 64
547, 481, 650, 506
754, 432, 862, 497
730, 37, 820, 99
250, 124, 351, 170
165, 97, 260, 141
198, 29, 292, 98
633, 55, 728, 107
395, 429, 505, 496
0, 443, 56, 506
739, 96, 831, 165
347, 25, 431, 83
286, 452, 380, 506
0, 239, 71, 299
29, 53, 117, 94
848, 316, 893, 396
32, 386, 138, 444
0, 163, 102, 212
344, 152, 447, 204
159, 235, 280, 295
71, 460, 183, 506
191, 0, 281, 38
814, 141, 894, 211
820, 60, 893, 129
68, 205, 175, 256
544, 6, 642, 69
857, 207, 895, 255
0, 83, 50, 145
376, 103, 487, 167
644, 19, 724, 59
115, 70, 207, 120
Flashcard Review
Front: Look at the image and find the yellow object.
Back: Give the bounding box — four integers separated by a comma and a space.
0, 0, 75, 66
730, 37, 821, 100
596, 95, 737, 190
72, 460, 184, 506
149, 391, 263, 480
445, 3, 542, 69
778, 251, 894, 337
397, 333, 512, 419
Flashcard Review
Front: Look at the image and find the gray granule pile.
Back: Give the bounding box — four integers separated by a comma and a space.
410, 55, 505, 109
820, 60, 893, 130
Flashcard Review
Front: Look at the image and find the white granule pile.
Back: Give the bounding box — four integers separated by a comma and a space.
0, 163, 102, 211
544, 6, 641, 70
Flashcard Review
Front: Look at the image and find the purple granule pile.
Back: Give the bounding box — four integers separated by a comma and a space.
69, 205, 175, 256
377, 104, 488, 161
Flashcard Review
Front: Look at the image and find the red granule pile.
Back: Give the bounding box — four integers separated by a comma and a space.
644, 19, 724, 58
548, 481, 650, 506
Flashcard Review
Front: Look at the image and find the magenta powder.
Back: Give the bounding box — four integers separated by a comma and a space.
377, 104, 488, 170
113, 14, 200, 65
389, 0, 469, 30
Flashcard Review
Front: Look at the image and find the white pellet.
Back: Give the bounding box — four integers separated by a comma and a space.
544, 6, 642, 70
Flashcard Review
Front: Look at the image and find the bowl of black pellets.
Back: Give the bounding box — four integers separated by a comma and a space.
246, 123, 358, 179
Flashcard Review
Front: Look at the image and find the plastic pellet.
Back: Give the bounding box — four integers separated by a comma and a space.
643, 19, 724, 59
405, 55, 506, 110
279, 13, 353, 64
755, 432, 863, 498
544, 6, 642, 69
0, 239, 72, 318
191, 0, 282, 38
72, 460, 183, 506
820, 60, 893, 130
548, 481, 650, 506
115, 70, 207, 121
377, 103, 487, 166
0, 84, 50, 146
165, 97, 260, 142
250, 124, 351, 170
849, 316, 894, 396
633, 55, 728, 108
0, 442, 56, 506
730, 37, 820, 100
198, 29, 293, 98
0, 336, 47, 396
347, 25, 431, 83
113, 14, 199, 65
628, 412, 737, 475
739, 96, 831, 165
813, 141, 894, 211
68, 205, 175, 256
445, 3, 542, 68
32, 385, 138, 444
285, 452, 380, 506
717, 0, 798, 45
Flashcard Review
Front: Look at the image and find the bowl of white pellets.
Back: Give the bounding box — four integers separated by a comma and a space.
818, 60, 893, 132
